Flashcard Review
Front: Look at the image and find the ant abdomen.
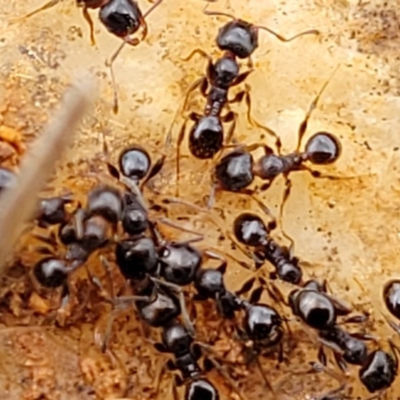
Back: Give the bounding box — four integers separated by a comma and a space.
304, 132, 341, 165
189, 116, 223, 159
99, 0, 143, 38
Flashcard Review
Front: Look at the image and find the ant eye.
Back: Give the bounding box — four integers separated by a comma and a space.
118, 146, 151, 181
305, 132, 341, 165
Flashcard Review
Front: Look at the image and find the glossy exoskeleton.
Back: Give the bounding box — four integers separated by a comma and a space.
86, 185, 123, 224
289, 280, 352, 331
233, 212, 302, 284
33, 257, 81, 288
359, 347, 398, 394
215, 132, 341, 193
383, 279, 400, 320
203, 3, 319, 62
319, 325, 368, 367
36, 195, 73, 228
155, 322, 219, 400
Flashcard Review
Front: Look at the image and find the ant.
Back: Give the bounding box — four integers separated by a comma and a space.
233, 211, 303, 285
15, 0, 164, 113
166, 48, 252, 196
36, 195, 74, 228
153, 321, 227, 400
212, 67, 342, 219
203, 2, 319, 66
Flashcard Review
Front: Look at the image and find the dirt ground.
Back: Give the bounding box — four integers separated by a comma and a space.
1, 0, 400, 399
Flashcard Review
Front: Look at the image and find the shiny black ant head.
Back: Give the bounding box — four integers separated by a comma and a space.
33, 258, 68, 288
383, 279, 400, 320
215, 150, 254, 192
244, 303, 282, 346
115, 237, 158, 280
185, 378, 219, 400
189, 116, 223, 160
0, 167, 16, 192
162, 322, 193, 356
253, 153, 286, 180
233, 213, 273, 247
359, 350, 397, 393
275, 261, 302, 285
212, 55, 240, 89
137, 290, 181, 327
118, 145, 151, 182
121, 192, 149, 235
194, 269, 225, 299
159, 243, 202, 286
86, 185, 123, 224
304, 132, 341, 165
289, 289, 336, 330
99, 0, 143, 38
37, 196, 72, 227
216, 20, 258, 59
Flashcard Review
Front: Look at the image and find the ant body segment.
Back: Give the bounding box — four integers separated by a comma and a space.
382, 279, 400, 335
36, 195, 73, 228
203, 2, 319, 65
233, 212, 303, 284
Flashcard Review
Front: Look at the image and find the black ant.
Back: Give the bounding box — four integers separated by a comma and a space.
212, 67, 342, 219
15, 0, 164, 113
166, 48, 253, 196
203, 2, 319, 66
153, 320, 253, 400
36, 195, 74, 228
233, 211, 303, 285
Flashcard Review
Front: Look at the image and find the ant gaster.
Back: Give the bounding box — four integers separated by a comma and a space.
36, 195, 73, 228
382, 279, 400, 335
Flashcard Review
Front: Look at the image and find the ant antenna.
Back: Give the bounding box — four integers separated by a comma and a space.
296, 63, 341, 152
9, 0, 62, 22
106, 0, 164, 113
257, 25, 320, 44
202, 2, 235, 20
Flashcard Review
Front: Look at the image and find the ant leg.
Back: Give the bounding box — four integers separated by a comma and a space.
255, 355, 275, 394
150, 277, 195, 336
10, 0, 62, 22
221, 111, 237, 144
257, 25, 319, 44
165, 77, 207, 150
295, 65, 340, 152
300, 164, 344, 180
81, 6, 96, 46
203, 250, 227, 271
155, 217, 204, 244
141, 154, 166, 189
106, 38, 140, 114
242, 85, 282, 153
230, 70, 254, 88
143, 0, 164, 18
227, 231, 264, 269
278, 174, 296, 250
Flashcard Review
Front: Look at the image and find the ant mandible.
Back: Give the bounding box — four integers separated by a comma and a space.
15, 0, 164, 113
